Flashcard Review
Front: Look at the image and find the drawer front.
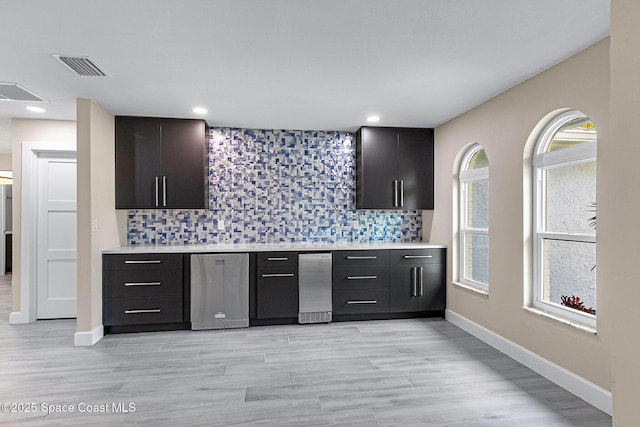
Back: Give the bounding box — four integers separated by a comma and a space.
257, 266, 298, 281
104, 296, 183, 326
389, 248, 445, 265
103, 254, 183, 271
332, 250, 388, 266
103, 270, 183, 298
333, 288, 390, 314
332, 265, 389, 290
257, 252, 298, 267
256, 266, 298, 318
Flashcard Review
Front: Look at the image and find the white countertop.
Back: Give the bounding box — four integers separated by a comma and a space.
103, 241, 446, 254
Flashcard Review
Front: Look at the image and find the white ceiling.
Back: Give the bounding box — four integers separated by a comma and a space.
0, 0, 609, 131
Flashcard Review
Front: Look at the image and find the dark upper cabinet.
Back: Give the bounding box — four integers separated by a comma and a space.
355, 127, 434, 210
115, 116, 208, 209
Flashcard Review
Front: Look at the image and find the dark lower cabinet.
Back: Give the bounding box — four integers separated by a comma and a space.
389, 249, 445, 313
332, 250, 390, 315
390, 263, 445, 312
256, 266, 299, 319
255, 252, 299, 321
103, 253, 189, 333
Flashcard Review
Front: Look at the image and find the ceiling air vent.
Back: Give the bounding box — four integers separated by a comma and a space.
0, 82, 47, 101
52, 54, 110, 77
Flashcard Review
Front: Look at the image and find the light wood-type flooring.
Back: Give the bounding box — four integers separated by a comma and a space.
0, 275, 611, 426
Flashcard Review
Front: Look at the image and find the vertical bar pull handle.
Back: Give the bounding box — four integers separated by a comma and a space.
155, 176, 159, 207
162, 176, 167, 207
411, 267, 418, 297
399, 180, 404, 208
392, 180, 398, 207
418, 267, 424, 296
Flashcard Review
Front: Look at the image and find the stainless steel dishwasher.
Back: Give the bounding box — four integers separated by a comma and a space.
298, 253, 332, 324
190, 253, 249, 330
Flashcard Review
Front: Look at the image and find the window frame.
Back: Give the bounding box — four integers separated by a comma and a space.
459, 144, 489, 289
532, 110, 597, 326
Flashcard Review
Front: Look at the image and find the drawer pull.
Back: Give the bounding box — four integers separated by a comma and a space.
124, 260, 162, 264
347, 300, 378, 304
404, 255, 433, 259
124, 309, 161, 314
346, 256, 377, 260
261, 273, 295, 278
124, 282, 162, 287
267, 257, 289, 261
346, 276, 378, 280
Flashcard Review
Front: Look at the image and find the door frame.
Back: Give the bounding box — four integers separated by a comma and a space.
11, 141, 76, 324
0, 184, 7, 277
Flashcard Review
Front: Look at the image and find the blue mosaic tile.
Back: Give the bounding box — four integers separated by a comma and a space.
127, 128, 422, 244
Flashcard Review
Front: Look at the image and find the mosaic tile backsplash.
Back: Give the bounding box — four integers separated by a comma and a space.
127, 128, 422, 244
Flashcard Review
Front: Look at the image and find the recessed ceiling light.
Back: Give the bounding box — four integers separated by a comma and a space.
25, 106, 46, 113
192, 107, 207, 115
366, 115, 380, 123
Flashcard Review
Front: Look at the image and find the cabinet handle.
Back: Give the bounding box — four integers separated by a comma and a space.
399, 180, 404, 208
267, 257, 289, 261
393, 180, 399, 207
124, 282, 161, 287
124, 260, 162, 264
124, 309, 161, 314
347, 300, 378, 304
403, 255, 433, 259
411, 267, 418, 297
418, 267, 424, 296
347, 276, 378, 280
155, 176, 159, 207
261, 273, 295, 278
162, 176, 167, 207
346, 256, 377, 260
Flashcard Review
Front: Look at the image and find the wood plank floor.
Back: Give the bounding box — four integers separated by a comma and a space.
0, 276, 611, 426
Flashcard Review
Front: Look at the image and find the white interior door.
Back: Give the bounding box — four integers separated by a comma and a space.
36, 152, 77, 319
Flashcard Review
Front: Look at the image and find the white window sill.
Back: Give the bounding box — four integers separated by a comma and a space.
523, 306, 597, 335
452, 281, 489, 297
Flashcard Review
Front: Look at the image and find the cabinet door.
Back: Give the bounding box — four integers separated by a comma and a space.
256, 266, 299, 319
115, 116, 161, 209
356, 127, 399, 209
390, 264, 418, 312
415, 263, 445, 311
390, 263, 445, 312
398, 128, 434, 210
160, 119, 207, 209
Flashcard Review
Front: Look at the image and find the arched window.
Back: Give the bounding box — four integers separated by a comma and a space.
459, 144, 489, 288
532, 110, 596, 325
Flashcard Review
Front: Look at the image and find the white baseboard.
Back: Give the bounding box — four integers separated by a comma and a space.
445, 309, 612, 416
74, 325, 104, 347
9, 311, 29, 324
